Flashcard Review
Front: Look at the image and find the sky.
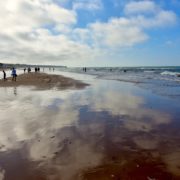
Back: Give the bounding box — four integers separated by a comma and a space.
0, 0, 179, 67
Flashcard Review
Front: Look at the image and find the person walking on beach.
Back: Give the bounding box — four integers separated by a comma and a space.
3, 70, 6, 81
11, 67, 17, 81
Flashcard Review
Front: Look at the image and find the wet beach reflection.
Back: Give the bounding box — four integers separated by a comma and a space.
0, 80, 180, 180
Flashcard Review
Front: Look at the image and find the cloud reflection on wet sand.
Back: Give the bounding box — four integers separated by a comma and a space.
0, 83, 179, 179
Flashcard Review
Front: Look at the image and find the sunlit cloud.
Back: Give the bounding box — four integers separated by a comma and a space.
0, 0, 178, 65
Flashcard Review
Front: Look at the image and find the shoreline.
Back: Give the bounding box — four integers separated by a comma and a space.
0, 72, 89, 90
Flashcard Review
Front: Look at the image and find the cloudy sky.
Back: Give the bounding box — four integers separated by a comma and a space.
0, 0, 179, 66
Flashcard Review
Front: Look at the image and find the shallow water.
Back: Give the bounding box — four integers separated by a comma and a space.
0, 72, 180, 180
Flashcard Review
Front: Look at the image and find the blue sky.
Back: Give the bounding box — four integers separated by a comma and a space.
0, 0, 179, 66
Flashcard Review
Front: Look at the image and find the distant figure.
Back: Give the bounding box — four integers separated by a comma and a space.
37, 67, 40, 72
24, 68, 26, 73
11, 67, 17, 81
3, 70, 6, 81
83, 67, 87, 72
28, 67, 31, 73
53, 68, 55, 71
35, 67, 37, 72
124, 69, 127, 73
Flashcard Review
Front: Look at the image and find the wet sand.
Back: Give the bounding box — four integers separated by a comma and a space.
0, 72, 89, 90
0, 73, 180, 180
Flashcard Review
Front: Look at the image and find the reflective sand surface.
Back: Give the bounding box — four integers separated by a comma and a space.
0, 73, 180, 180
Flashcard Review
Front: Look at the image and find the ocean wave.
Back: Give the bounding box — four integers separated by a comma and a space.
161, 71, 179, 76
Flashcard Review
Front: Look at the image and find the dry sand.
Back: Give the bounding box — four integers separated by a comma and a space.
0, 72, 89, 90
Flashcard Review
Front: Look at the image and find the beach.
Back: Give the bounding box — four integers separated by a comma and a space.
0, 70, 180, 180
0, 0, 179, 178
0, 72, 89, 90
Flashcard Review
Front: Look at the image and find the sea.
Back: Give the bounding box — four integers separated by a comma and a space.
55, 66, 180, 100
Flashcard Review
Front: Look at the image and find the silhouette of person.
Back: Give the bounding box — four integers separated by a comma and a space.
3, 70, 6, 81
28, 67, 31, 73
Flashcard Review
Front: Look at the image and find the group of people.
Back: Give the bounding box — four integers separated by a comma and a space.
23, 67, 31, 73
35, 67, 40, 72
2, 66, 55, 81
24, 67, 40, 73
2, 67, 17, 81
82, 67, 87, 72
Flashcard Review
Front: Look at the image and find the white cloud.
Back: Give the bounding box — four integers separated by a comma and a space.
153, 10, 177, 27
125, 0, 157, 15
0, 0, 76, 35
0, 0, 177, 65
72, 18, 149, 48
72, 1, 177, 49
130, 10, 177, 28
73, 0, 103, 11
0, 30, 94, 65
89, 18, 149, 47
0, 0, 99, 65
